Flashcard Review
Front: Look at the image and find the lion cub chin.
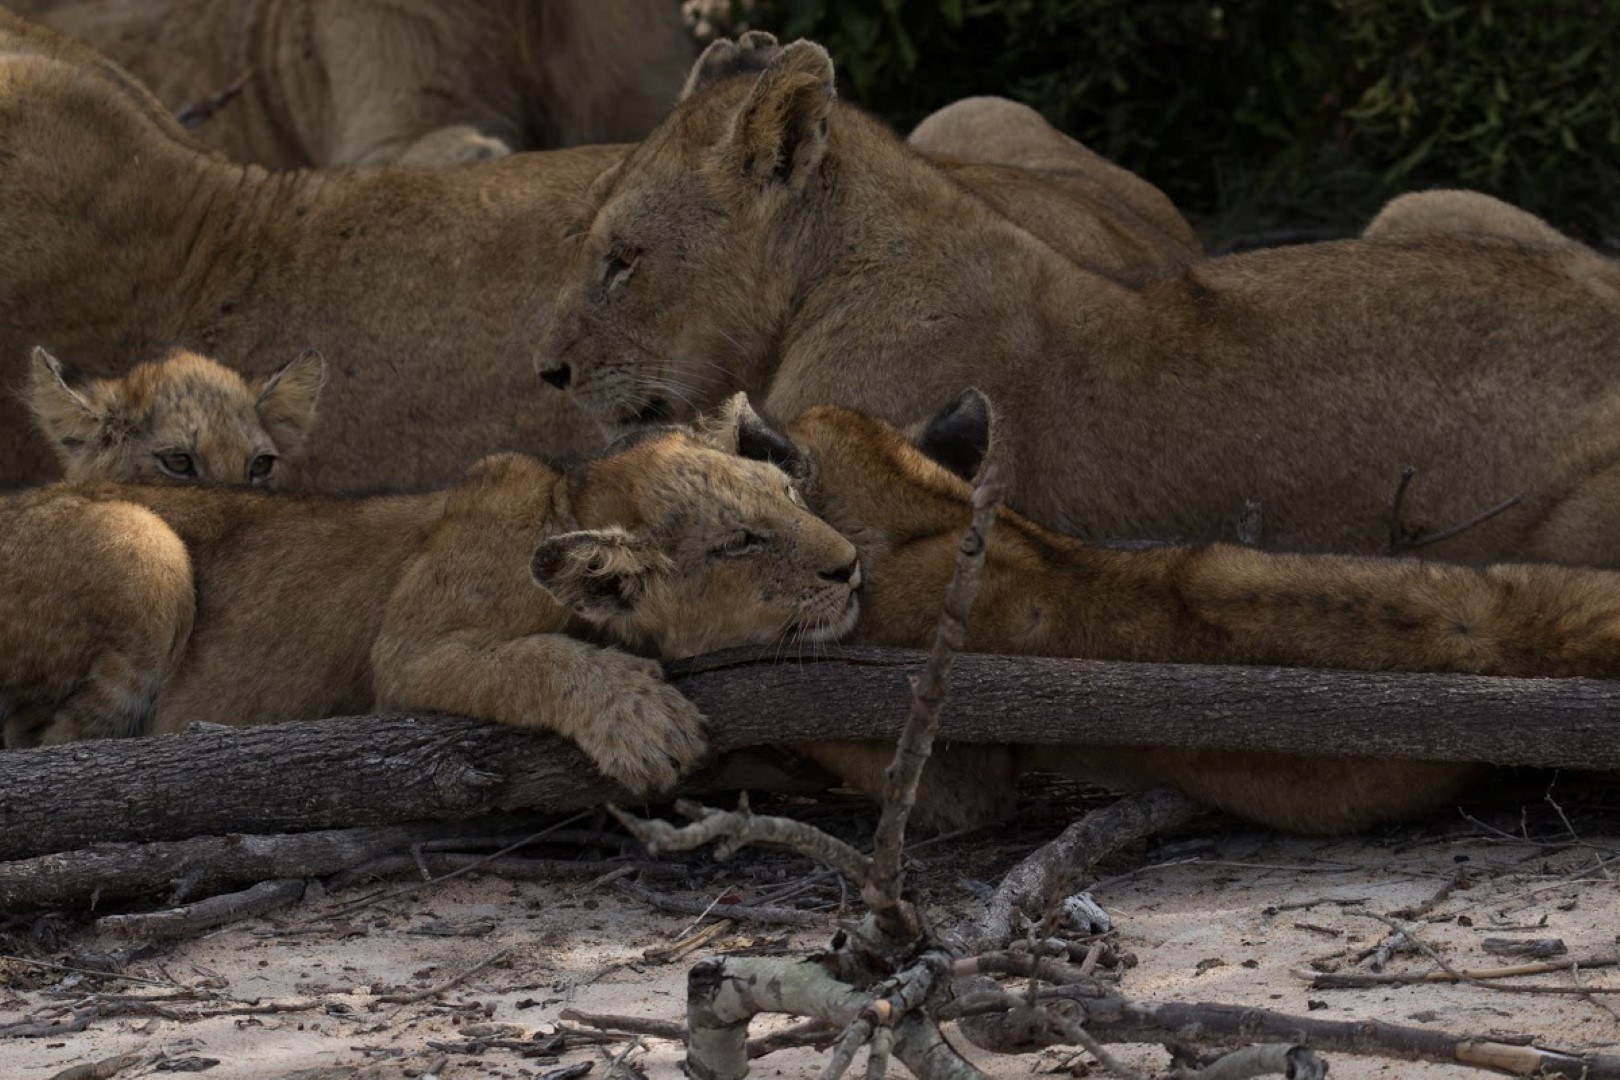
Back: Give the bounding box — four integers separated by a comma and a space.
26, 346, 325, 488
0, 394, 861, 797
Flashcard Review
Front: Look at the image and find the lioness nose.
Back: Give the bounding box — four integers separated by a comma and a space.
820, 558, 859, 584
539, 363, 572, 389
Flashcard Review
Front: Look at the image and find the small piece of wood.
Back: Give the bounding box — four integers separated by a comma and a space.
2, 646, 1619, 860
0, 816, 567, 909
95, 878, 306, 939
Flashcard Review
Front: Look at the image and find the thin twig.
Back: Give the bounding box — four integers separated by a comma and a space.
614, 878, 825, 927
326, 811, 592, 919
1387, 465, 1523, 555
865, 459, 1007, 931
0, 955, 170, 987
375, 947, 512, 1007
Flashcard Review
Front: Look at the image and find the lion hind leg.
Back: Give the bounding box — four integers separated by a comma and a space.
1027, 745, 1482, 834
1526, 458, 1620, 570
795, 740, 1020, 831
1363, 190, 1576, 248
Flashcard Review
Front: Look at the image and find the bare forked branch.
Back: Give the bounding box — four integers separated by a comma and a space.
866, 460, 1008, 931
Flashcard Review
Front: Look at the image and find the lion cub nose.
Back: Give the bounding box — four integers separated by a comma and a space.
820, 558, 859, 585
539, 363, 572, 389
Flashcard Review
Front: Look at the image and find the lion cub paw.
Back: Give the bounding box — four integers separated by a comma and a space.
397, 125, 514, 167
573, 654, 708, 796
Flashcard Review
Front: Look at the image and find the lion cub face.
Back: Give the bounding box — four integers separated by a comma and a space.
27, 347, 326, 488
531, 396, 862, 659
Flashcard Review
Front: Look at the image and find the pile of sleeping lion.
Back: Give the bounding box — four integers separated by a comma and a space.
2, 2, 1618, 839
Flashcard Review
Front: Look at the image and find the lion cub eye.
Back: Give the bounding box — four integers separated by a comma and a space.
248, 454, 277, 484
713, 530, 769, 558
155, 451, 198, 479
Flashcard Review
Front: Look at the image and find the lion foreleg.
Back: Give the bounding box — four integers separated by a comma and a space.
371, 629, 707, 796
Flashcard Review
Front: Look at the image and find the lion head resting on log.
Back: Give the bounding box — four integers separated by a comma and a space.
536, 32, 1620, 568
0, 399, 860, 797
5, 386, 1616, 832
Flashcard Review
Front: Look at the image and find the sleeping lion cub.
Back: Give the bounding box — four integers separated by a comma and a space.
780, 393, 1620, 833
27, 346, 324, 488
0, 400, 859, 794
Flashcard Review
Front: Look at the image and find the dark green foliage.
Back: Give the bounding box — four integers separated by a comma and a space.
738, 0, 1620, 247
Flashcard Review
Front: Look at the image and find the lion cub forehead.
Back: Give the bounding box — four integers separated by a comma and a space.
120, 350, 257, 412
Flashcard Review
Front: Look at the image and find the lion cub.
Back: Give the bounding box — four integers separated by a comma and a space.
0, 399, 860, 795
26, 346, 325, 488
785, 393, 1620, 833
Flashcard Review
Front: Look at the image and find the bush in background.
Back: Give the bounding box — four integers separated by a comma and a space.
730, 0, 1620, 248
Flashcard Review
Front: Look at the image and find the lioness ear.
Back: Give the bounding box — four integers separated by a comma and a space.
701, 392, 806, 478
26, 346, 103, 450
531, 527, 672, 622
914, 389, 993, 482
717, 39, 835, 192
681, 31, 783, 99
257, 349, 326, 455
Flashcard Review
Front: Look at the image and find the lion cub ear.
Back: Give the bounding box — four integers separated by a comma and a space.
681, 31, 783, 99
257, 349, 326, 455
531, 527, 674, 622
26, 346, 104, 451
716, 39, 835, 193
699, 392, 806, 478
913, 389, 993, 482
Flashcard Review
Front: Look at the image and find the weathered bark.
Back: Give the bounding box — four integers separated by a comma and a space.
2, 646, 1617, 861
0, 816, 566, 909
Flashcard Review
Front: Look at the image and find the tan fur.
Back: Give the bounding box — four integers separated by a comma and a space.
907, 96, 1201, 271
0, 10, 615, 491
0, 407, 860, 795
26, 346, 323, 487
785, 404, 1620, 833
1364, 189, 1579, 248
537, 37, 1620, 568
0, 16, 1189, 494
26, 0, 695, 166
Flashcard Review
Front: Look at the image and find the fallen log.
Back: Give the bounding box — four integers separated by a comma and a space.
1, 645, 1617, 861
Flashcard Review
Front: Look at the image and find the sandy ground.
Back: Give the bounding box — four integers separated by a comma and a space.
4, 779, 1618, 1079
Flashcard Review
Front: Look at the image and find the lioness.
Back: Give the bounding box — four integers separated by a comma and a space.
0, 14, 1194, 493
687, 33, 1200, 273
782, 392, 1620, 832
27, 346, 324, 487
537, 35, 1620, 568
19, 0, 695, 166
0, 401, 860, 796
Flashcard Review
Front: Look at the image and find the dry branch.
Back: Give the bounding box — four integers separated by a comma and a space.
974, 787, 1203, 949
4, 650, 1619, 860
95, 878, 304, 939
866, 461, 1006, 935
614, 878, 826, 928
0, 815, 575, 909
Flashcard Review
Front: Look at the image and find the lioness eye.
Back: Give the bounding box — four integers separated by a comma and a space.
156, 451, 198, 478
604, 249, 636, 289
248, 454, 277, 483
713, 530, 769, 558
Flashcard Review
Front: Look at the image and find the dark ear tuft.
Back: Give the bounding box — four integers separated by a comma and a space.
680, 31, 782, 100
531, 528, 670, 623
915, 389, 992, 481
736, 406, 806, 479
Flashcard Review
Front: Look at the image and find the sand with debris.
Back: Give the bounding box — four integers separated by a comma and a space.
4, 782, 1617, 1078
